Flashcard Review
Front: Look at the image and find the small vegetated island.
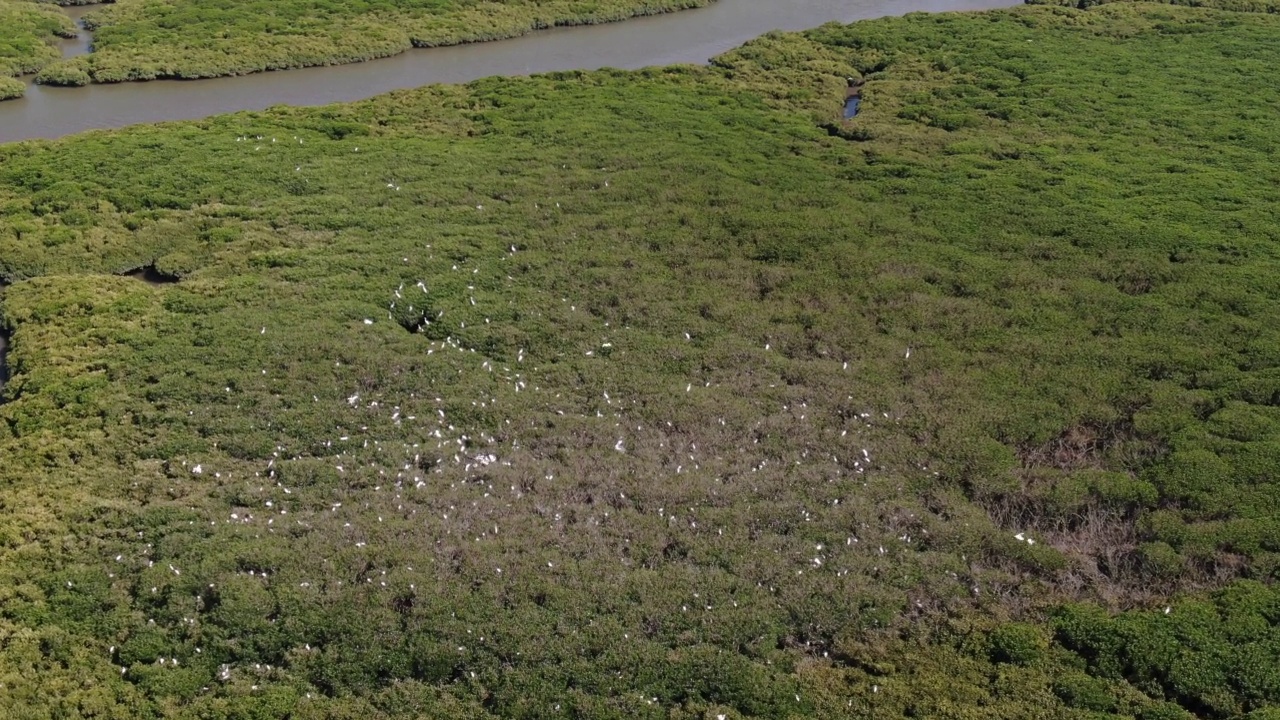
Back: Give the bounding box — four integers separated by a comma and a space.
0, 0, 77, 99
2, 1, 1280, 718
26, 0, 710, 88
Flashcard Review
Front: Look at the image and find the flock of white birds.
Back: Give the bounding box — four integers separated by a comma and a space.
93, 129, 995, 705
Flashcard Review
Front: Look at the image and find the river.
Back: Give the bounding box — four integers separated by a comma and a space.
0, 0, 1016, 143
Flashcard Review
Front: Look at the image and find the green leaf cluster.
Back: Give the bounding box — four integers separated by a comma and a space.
0, 0, 77, 99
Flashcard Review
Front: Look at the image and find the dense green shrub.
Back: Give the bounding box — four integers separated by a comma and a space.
34, 60, 90, 86
2, 3, 1280, 717
1054, 672, 1118, 712
1050, 584, 1280, 717
0, 0, 77, 96
0, 74, 22, 99
1136, 542, 1184, 579
989, 623, 1048, 666
1028, 0, 1280, 11
1140, 702, 1197, 720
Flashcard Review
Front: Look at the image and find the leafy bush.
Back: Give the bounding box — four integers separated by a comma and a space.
0, 75, 22, 100
989, 622, 1048, 666
1053, 672, 1117, 712
34, 60, 91, 87
1136, 542, 1184, 579
0, 0, 77, 91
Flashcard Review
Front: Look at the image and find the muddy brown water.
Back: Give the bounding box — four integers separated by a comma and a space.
0, 0, 1016, 143
57, 5, 95, 59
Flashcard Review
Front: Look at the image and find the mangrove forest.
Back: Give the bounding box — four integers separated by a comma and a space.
1, 1, 1280, 718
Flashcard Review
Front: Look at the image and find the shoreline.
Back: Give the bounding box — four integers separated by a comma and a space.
0, 0, 1019, 143
31, 0, 714, 88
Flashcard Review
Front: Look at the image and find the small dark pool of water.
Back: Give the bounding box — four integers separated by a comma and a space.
843, 96, 861, 119
123, 265, 180, 285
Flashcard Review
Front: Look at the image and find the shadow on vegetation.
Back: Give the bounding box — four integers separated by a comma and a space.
0, 276, 7, 396
121, 264, 179, 285
0, 317, 9, 403
822, 121, 871, 141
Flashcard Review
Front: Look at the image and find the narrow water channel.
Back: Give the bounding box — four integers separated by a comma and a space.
56, 5, 95, 59
0, 0, 1016, 143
